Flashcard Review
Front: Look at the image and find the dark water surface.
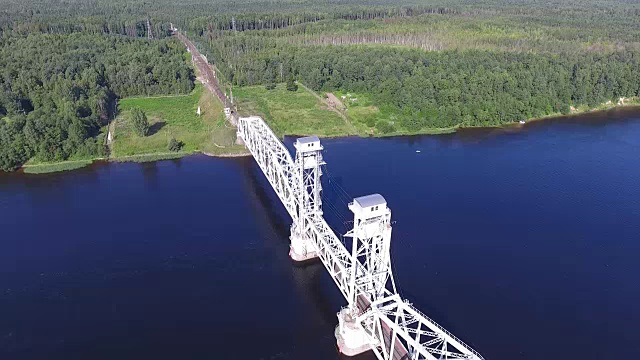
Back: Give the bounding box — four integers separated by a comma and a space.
1, 108, 639, 359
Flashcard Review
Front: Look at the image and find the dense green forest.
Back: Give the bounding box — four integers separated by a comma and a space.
188, 0, 640, 133
1, 0, 639, 170
203, 43, 640, 130
296, 48, 640, 130
0, 33, 194, 171
10, 0, 626, 47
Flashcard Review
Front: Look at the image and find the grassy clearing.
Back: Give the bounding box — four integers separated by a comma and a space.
330, 90, 389, 136
23, 160, 94, 174
336, 90, 455, 136
113, 83, 242, 158
234, 83, 351, 137
111, 153, 185, 163
234, 85, 640, 139
234, 84, 456, 137
234, 84, 457, 137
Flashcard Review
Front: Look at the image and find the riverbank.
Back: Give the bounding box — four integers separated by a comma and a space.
14, 149, 250, 175
12, 96, 639, 175
236, 83, 640, 139
516, 98, 640, 126
367, 98, 638, 136
22, 159, 98, 174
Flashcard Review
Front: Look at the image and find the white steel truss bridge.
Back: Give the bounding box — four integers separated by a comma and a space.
237, 116, 484, 360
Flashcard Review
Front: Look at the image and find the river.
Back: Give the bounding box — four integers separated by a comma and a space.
1, 108, 639, 360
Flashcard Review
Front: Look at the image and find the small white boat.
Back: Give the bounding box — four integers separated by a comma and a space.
519, 120, 526, 124
416, 150, 421, 153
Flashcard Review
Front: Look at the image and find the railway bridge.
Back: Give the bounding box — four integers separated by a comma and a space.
237, 116, 484, 360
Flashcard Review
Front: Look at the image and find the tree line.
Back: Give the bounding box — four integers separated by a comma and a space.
0, 33, 194, 171
199, 36, 640, 132
294, 47, 640, 131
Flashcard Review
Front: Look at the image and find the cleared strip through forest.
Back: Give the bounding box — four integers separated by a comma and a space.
174, 30, 230, 110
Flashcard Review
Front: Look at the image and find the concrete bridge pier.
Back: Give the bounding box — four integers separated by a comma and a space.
289, 225, 318, 262
335, 307, 372, 357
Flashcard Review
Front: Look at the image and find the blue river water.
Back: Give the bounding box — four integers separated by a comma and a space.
1, 108, 639, 360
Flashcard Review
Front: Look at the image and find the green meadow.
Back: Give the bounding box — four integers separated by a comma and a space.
234, 84, 353, 137
113, 84, 245, 159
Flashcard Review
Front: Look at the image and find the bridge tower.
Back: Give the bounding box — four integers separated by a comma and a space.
336, 194, 397, 356
346, 194, 396, 303
289, 136, 324, 262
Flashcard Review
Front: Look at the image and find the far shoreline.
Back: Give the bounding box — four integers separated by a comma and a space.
511, 100, 640, 127
12, 150, 252, 175
7, 101, 640, 175
278, 100, 640, 139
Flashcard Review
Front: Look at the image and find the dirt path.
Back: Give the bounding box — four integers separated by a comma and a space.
326, 92, 345, 110
297, 82, 358, 135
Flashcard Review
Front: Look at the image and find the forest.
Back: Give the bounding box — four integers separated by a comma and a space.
0, 33, 194, 171
295, 48, 640, 131
188, 0, 640, 133
1, 0, 639, 170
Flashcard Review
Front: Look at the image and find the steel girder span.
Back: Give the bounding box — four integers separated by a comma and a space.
237, 116, 483, 360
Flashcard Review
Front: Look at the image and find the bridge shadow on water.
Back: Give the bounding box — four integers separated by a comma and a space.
239, 157, 338, 324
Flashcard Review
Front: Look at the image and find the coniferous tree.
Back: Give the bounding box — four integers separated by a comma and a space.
286, 73, 298, 91
131, 108, 149, 137
168, 137, 183, 152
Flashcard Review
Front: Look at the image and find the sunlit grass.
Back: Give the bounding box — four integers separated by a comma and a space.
23, 160, 94, 174
234, 83, 350, 137
113, 84, 240, 158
